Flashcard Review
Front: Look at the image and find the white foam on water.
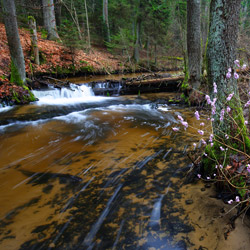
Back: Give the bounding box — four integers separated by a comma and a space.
53, 111, 88, 124
32, 84, 113, 105
0, 106, 13, 113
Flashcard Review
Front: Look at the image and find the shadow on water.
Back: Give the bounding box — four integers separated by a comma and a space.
0, 86, 203, 250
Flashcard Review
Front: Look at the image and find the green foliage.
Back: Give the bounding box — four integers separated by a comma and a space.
41, 29, 48, 39
59, 19, 85, 50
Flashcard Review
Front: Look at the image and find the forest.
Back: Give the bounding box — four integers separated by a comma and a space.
1, 0, 250, 249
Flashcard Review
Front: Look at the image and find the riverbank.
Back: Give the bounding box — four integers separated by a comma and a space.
176, 180, 250, 250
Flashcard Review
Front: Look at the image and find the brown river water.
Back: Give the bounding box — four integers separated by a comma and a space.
0, 79, 249, 250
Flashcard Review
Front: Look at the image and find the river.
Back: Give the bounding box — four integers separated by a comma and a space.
0, 80, 248, 250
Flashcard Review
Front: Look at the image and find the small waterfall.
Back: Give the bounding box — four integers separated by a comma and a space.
32, 84, 108, 105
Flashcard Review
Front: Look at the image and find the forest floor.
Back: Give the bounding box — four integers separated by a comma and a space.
0, 23, 124, 78
0, 23, 179, 80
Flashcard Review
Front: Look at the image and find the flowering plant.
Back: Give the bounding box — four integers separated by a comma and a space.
173, 60, 250, 212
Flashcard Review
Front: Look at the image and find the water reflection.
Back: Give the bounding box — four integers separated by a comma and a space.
0, 90, 203, 250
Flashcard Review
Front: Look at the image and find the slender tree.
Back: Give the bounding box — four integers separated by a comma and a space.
103, 0, 110, 42
28, 16, 40, 65
1, 0, 26, 85
187, 0, 201, 89
42, 0, 60, 40
84, 0, 91, 49
207, 0, 250, 150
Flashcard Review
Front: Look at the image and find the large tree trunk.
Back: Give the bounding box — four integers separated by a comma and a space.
42, 0, 60, 41
1, 0, 26, 85
187, 0, 201, 89
207, 0, 250, 150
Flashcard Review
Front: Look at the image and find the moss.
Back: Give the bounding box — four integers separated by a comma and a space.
28, 16, 36, 22
10, 60, 24, 86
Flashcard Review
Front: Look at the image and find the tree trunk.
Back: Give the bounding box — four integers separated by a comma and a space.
133, 20, 140, 63
207, 0, 250, 150
187, 0, 201, 89
103, 0, 110, 42
201, 0, 209, 53
84, 0, 91, 49
42, 0, 60, 41
28, 16, 40, 65
1, 0, 26, 85
55, 0, 62, 27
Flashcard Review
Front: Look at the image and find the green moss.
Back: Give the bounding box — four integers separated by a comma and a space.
28, 16, 35, 22
10, 60, 24, 86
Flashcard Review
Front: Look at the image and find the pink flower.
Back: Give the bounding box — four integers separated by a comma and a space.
211, 118, 214, 122
226, 93, 234, 101
228, 67, 232, 73
201, 139, 206, 145
220, 109, 225, 121
234, 60, 240, 67
242, 64, 247, 70
226, 106, 231, 113
204, 153, 208, 157
195, 111, 200, 120
197, 174, 201, 178
211, 143, 214, 147
228, 199, 233, 204
209, 134, 214, 142
225, 134, 229, 139
213, 82, 217, 93
200, 122, 205, 126
234, 73, 239, 79
246, 164, 250, 173
245, 120, 248, 125
207, 176, 210, 180
181, 121, 188, 130
245, 100, 250, 108
198, 130, 204, 135
235, 196, 240, 202
178, 115, 184, 121
193, 143, 197, 149
226, 72, 231, 79
172, 127, 179, 132
215, 165, 218, 169
219, 165, 223, 169
220, 146, 225, 151
205, 95, 211, 105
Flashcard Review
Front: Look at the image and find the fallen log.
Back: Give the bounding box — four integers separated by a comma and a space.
126, 76, 184, 85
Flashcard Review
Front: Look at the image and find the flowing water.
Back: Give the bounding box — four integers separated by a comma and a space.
0, 83, 208, 249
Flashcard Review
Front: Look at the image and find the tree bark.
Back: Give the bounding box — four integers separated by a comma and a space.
133, 20, 140, 63
84, 0, 91, 49
55, 0, 62, 27
103, 0, 110, 42
28, 16, 40, 65
207, 0, 250, 150
1, 0, 26, 85
187, 0, 201, 89
42, 0, 60, 41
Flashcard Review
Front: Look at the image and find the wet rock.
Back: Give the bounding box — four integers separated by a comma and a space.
185, 199, 193, 205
